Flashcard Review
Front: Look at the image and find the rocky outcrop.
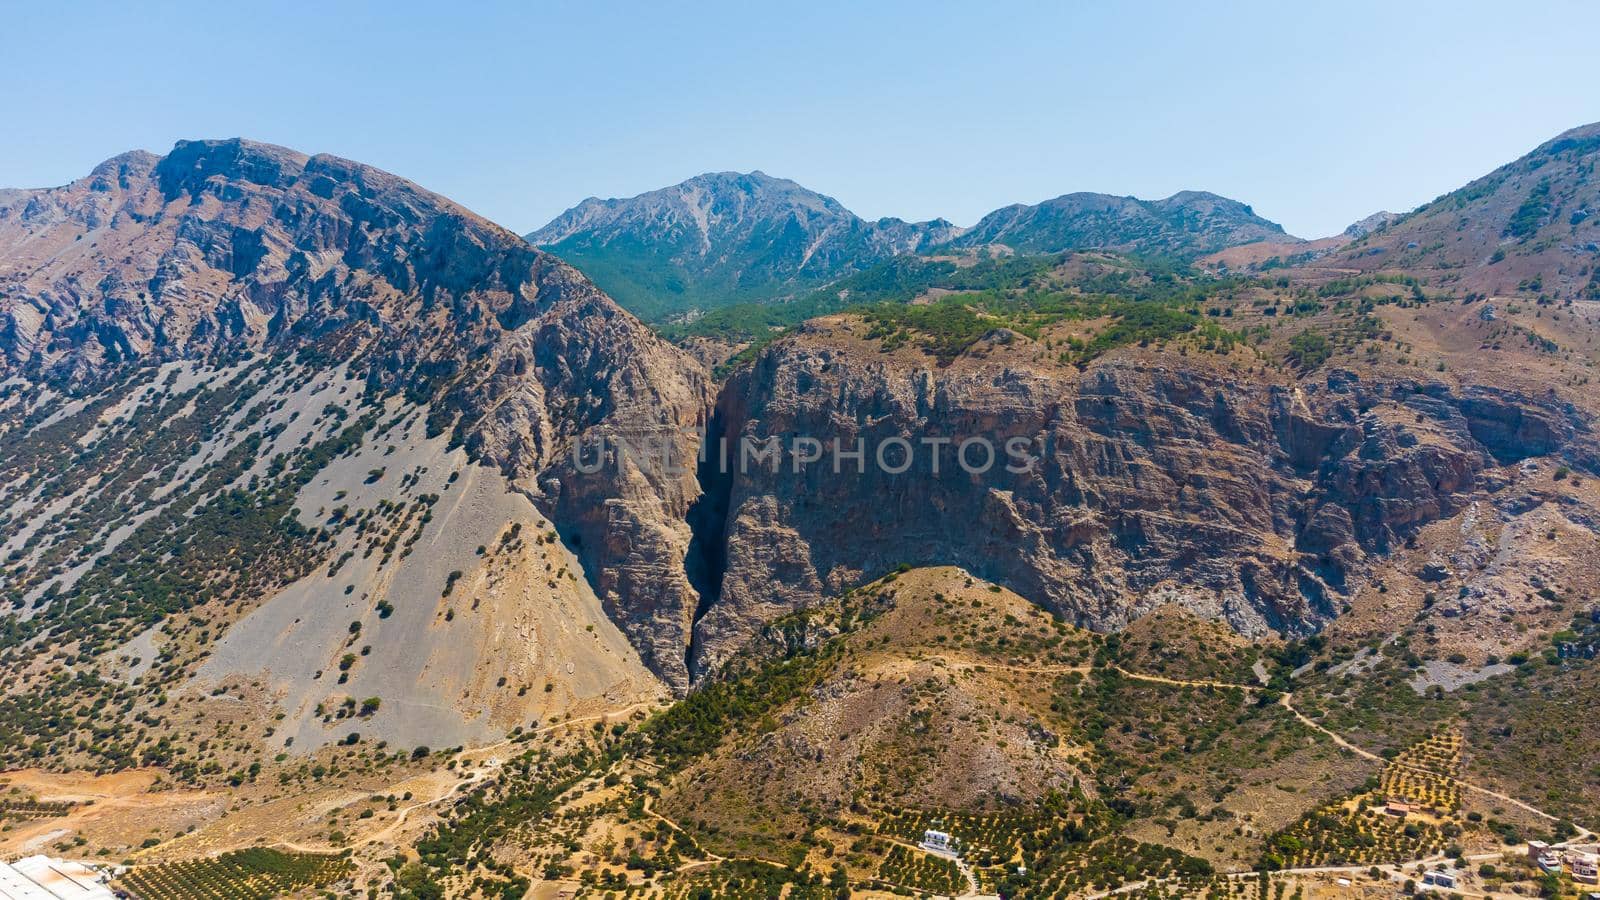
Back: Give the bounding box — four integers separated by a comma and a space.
1342, 211, 1399, 239
685, 325, 1595, 675
1458, 389, 1572, 462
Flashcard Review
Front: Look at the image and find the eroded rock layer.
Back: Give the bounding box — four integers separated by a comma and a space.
687, 319, 1593, 674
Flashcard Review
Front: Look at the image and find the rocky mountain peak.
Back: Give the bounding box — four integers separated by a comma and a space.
526, 172, 964, 320
1342, 210, 1399, 239
1531, 119, 1600, 155
0, 137, 569, 381
1338, 119, 1600, 297
153, 138, 308, 198
950, 189, 1295, 257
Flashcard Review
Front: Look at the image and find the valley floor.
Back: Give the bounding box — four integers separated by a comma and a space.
5, 570, 1594, 900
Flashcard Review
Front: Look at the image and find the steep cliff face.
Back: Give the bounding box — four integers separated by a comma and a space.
458, 287, 714, 688
685, 319, 1594, 674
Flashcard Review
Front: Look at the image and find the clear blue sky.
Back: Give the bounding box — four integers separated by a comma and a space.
4, 0, 1598, 239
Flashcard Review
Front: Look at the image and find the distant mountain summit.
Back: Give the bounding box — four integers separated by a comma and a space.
949, 189, 1295, 257
527, 171, 960, 321
1341, 120, 1600, 297
530, 175, 1292, 320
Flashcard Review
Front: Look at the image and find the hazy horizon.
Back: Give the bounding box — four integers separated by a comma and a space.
5, 0, 1598, 239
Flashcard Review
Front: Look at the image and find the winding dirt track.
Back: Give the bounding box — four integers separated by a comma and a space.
1275, 691, 1594, 838
968, 655, 1587, 834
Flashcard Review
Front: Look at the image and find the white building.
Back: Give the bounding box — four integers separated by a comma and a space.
1570, 851, 1600, 885
0, 857, 117, 900
920, 829, 953, 855
1422, 871, 1457, 889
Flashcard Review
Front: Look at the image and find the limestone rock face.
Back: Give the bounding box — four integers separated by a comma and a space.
685, 321, 1595, 674
463, 287, 714, 690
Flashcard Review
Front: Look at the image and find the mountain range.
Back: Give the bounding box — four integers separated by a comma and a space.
0, 123, 1598, 897
528, 173, 1296, 322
